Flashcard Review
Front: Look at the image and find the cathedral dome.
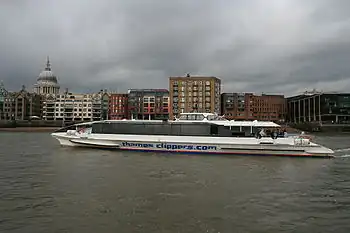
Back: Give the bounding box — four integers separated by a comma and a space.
37, 57, 58, 84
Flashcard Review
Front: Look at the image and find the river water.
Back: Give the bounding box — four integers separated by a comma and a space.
0, 132, 350, 233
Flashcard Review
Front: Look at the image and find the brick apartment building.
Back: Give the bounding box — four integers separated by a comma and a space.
169, 74, 221, 119
221, 93, 286, 122
127, 89, 169, 120
108, 93, 128, 120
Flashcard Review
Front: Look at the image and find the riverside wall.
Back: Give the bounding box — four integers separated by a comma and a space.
0, 120, 64, 128
0, 120, 78, 132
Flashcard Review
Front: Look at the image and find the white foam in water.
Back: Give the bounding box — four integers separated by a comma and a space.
334, 148, 350, 153
339, 154, 350, 158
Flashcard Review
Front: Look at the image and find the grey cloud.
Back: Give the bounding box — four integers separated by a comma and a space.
1, 0, 350, 97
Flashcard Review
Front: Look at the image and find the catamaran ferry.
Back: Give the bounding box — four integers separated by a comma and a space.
51, 113, 334, 158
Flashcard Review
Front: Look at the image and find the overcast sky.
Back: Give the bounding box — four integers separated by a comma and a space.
1, 0, 350, 96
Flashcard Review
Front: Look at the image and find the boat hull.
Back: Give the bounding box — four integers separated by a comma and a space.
51, 133, 334, 158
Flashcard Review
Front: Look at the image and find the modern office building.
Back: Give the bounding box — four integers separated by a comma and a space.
127, 89, 169, 120
221, 93, 286, 122
287, 91, 350, 124
169, 74, 221, 119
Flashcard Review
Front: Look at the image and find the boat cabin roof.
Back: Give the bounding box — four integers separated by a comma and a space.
221, 121, 280, 128
177, 112, 227, 121
179, 120, 280, 128
176, 112, 280, 127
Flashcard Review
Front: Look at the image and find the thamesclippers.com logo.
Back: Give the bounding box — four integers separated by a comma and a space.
121, 142, 217, 151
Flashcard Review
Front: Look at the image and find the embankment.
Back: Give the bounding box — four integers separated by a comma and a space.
0, 120, 74, 132
0, 127, 59, 132
290, 122, 350, 133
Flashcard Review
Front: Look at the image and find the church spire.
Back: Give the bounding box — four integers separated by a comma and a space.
45, 56, 51, 71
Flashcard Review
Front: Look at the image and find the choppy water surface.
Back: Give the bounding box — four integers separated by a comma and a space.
1, 132, 350, 233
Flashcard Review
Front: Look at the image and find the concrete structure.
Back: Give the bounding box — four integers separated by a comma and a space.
221, 93, 286, 122
169, 74, 221, 119
287, 91, 350, 124
109, 93, 128, 119
128, 89, 169, 120
42, 90, 109, 122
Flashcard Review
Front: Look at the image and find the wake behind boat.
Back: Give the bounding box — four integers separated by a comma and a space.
51, 113, 334, 158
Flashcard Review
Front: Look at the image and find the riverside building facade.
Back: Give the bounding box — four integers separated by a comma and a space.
221, 93, 286, 122
287, 91, 350, 124
127, 89, 169, 120
169, 74, 221, 119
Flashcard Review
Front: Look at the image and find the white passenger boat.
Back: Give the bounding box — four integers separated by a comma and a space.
51, 113, 334, 158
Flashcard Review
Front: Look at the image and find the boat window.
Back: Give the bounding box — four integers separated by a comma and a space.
207, 115, 216, 121
126, 124, 148, 135
217, 125, 232, 137
180, 124, 210, 136
230, 126, 241, 132
151, 124, 171, 135
242, 126, 251, 133
170, 124, 181, 135
188, 114, 196, 120
91, 123, 103, 133
210, 125, 218, 135
179, 115, 187, 120
196, 114, 205, 120
252, 127, 260, 134
91, 122, 225, 137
